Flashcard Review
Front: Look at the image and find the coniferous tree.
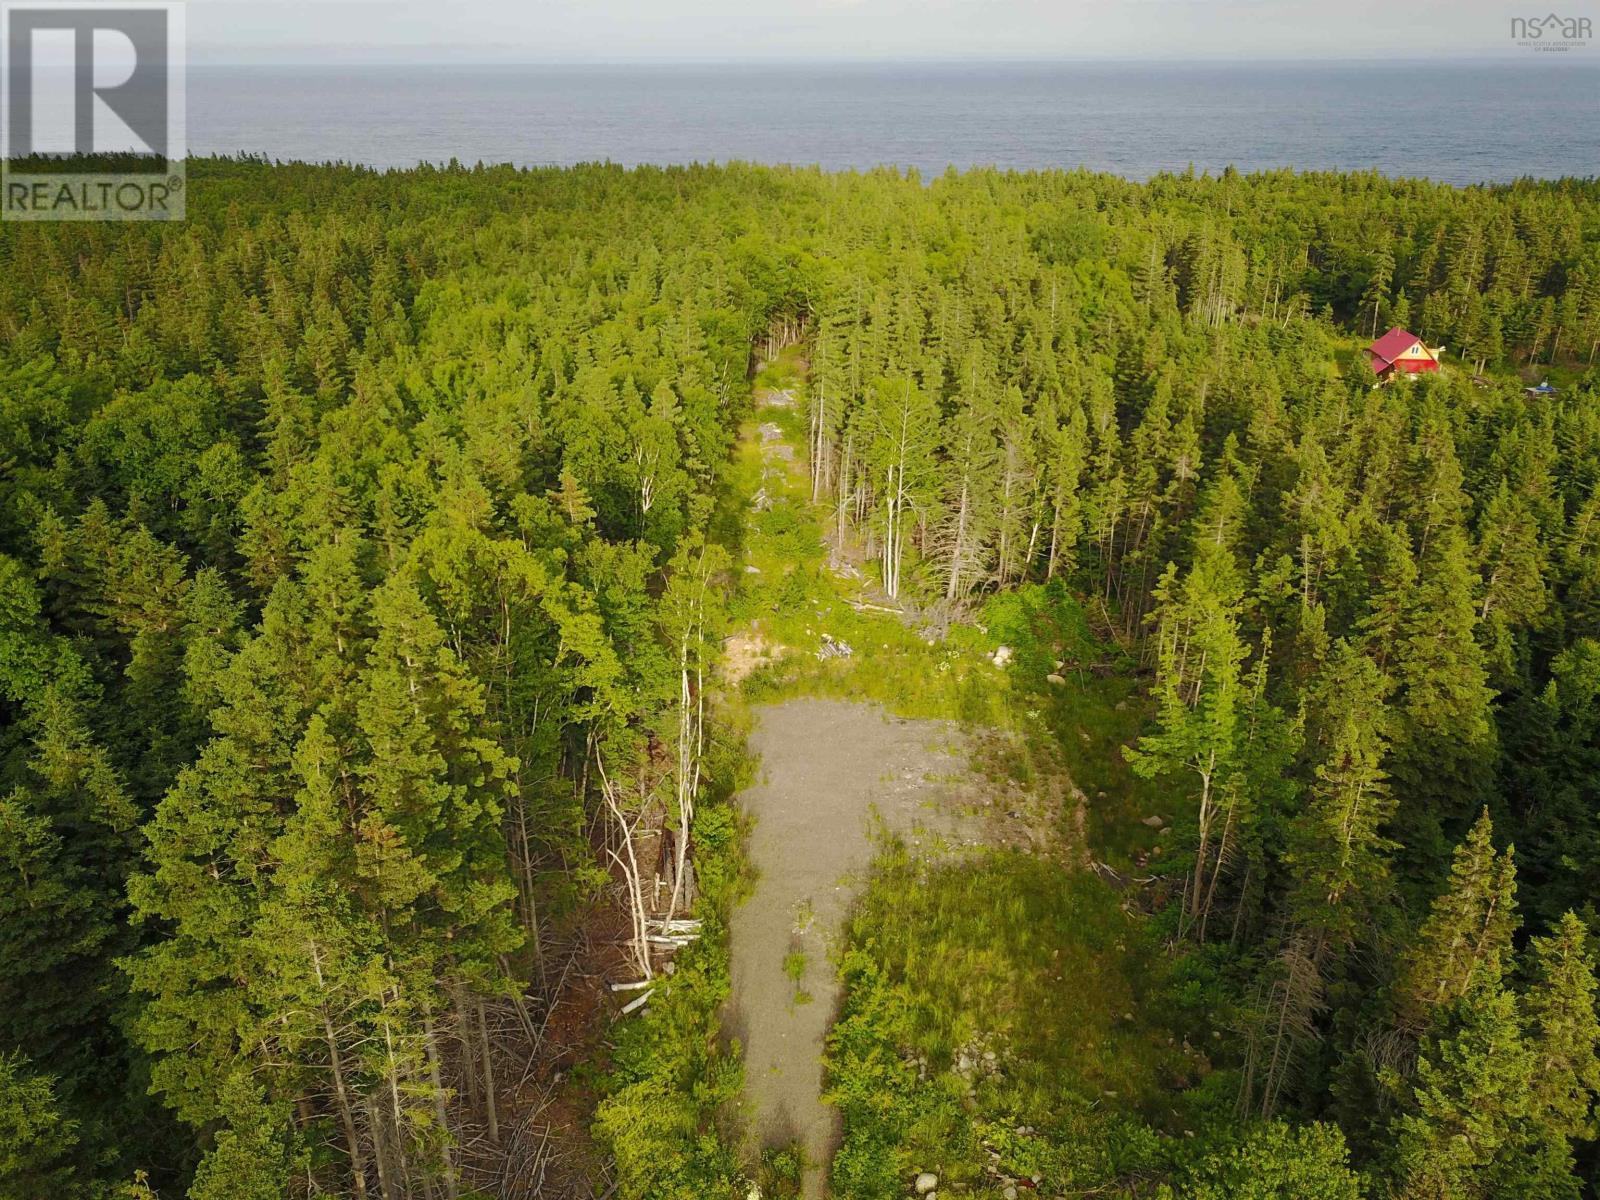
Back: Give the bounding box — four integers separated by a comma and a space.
1390, 984, 1534, 1199
1522, 912, 1600, 1156
0, 1053, 86, 1200
1393, 810, 1518, 1032
1286, 641, 1396, 950
1388, 527, 1497, 860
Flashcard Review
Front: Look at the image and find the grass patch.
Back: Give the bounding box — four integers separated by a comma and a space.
783, 950, 807, 984
816, 580, 1227, 1198
980, 582, 1185, 869
783, 948, 813, 1007
753, 343, 807, 393
824, 846, 1203, 1198
756, 1143, 806, 1199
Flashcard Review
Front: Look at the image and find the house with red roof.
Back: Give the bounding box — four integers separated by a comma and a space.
1368, 327, 1441, 378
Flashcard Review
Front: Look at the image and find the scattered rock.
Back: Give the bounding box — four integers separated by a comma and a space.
1053, 659, 1066, 671
991, 645, 1013, 667
744, 564, 762, 574
915, 1172, 939, 1194
1004, 1188, 1019, 1200
1141, 814, 1165, 828
1114, 699, 1129, 711
1045, 673, 1067, 686
1159, 826, 1171, 837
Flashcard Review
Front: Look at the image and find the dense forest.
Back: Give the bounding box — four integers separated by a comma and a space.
3, 158, 1600, 1199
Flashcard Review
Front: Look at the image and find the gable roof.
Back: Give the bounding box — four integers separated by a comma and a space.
1369, 326, 1427, 366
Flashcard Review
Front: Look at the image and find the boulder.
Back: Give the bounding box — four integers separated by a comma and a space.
1045, 673, 1067, 686
1141, 814, 1164, 828
915, 1172, 939, 1194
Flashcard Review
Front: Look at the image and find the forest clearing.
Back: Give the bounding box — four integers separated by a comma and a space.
723, 346, 994, 1199
725, 698, 979, 1199
709, 344, 1186, 1200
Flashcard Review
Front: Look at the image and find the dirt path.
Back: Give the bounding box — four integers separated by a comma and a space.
724, 698, 983, 1198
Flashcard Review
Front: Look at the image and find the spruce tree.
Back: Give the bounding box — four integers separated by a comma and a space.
1393, 809, 1518, 1031
1523, 911, 1600, 1148
1388, 525, 1497, 861
1390, 984, 1534, 1199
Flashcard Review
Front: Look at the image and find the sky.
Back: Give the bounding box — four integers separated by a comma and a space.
184, 0, 1596, 64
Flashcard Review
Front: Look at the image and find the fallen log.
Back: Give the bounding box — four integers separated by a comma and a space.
847, 600, 903, 615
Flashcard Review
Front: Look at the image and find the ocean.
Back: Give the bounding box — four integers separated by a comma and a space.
188, 61, 1600, 184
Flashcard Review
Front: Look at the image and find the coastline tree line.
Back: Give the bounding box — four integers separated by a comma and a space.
2, 158, 1599, 1197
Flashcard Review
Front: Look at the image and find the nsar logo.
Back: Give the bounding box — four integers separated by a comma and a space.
1510, 11, 1593, 51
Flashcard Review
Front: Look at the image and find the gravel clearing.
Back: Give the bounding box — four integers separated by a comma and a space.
724, 698, 982, 1198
